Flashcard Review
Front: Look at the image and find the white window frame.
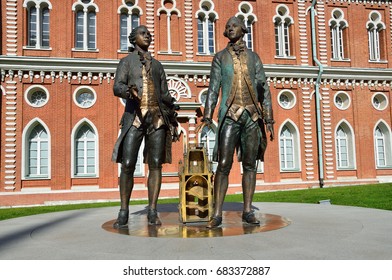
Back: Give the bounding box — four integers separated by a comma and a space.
197, 15, 216, 55
73, 86, 97, 109
336, 127, 349, 168
273, 5, 293, 58
195, 0, 218, 55
71, 119, 99, 178
22, 118, 51, 179
72, 0, 99, 51
118, 0, 142, 51
335, 121, 356, 170
279, 121, 300, 172
374, 121, 392, 169
24, 85, 50, 108
236, 1, 257, 51
329, 9, 348, 60
366, 11, 385, 62
23, 0, 52, 49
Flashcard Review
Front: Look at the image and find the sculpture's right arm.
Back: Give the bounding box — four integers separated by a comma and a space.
203, 55, 222, 120
113, 59, 130, 99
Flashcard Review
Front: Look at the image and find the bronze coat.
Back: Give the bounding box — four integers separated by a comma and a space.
111, 50, 176, 164
203, 46, 273, 162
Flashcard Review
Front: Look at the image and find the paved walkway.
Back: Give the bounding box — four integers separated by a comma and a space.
0, 202, 391, 260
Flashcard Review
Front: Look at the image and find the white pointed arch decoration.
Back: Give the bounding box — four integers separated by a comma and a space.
117, 0, 143, 15
22, 117, 52, 179
71, 118, 99, 178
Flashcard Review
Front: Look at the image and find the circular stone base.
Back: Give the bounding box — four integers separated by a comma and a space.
102, 211, 290, 238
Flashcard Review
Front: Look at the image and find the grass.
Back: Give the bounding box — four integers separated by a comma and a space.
0, 183, 391, 221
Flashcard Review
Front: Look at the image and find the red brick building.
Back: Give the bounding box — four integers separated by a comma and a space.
1, 0, 392, 207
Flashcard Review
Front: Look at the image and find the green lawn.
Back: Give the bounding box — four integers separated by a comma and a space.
0, 183, 391, 221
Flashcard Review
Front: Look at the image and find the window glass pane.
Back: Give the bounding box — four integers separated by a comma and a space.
29, 7, 37, 46
87, 166, 95, 174
88, 11, 96, 49
131, 14, 139, 28
30, 166, 38, 175
41, 166, 48, 174
120, 13, 128, 51
76, 91, 95, 107
41, 7, 50, 47
198, 18, 204, 53
245, 20, 253, 49
208, 19, 214, 53
280, 94, 290, 108
41, 157, 49, 167
76, 11, 84, 48
30, 91, 47, 106
274, 25, 280, 55
284, 24, 290, 56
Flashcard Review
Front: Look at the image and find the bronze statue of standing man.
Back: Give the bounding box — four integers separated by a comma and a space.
112, 25, 178, 228
202, 16, 275, 228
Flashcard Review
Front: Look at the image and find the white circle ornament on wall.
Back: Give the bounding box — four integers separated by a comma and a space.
25, 85, 49, 108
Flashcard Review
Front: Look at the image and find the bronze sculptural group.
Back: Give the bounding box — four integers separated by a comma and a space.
112, 16, 274, 229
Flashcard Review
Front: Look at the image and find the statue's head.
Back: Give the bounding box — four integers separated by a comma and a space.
223, 16, 248, 42
128, 25, 152, 51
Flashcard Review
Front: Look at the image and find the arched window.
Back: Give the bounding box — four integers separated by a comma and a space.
196, 0, 218, 55
374, 122, 392, 168
74, 123, 97, 176
72, 0, 99, 50
329, 9, 348, 60
273, 5, 293, 57
279, 122, 300, 171
335, 122, 356, 169
118, 0, 142, 51
23, 0, 52, 48
25, 123, 49, 178
236, 1, 257, 50
367, 11, 386, 61
336, 127, 349, 168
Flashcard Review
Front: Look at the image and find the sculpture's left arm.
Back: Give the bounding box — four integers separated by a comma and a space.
255, 53, 274, 140
158, 63, 179, 140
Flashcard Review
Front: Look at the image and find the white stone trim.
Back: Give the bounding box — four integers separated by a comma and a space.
6, 0, 18, 56
146, 0, 155, 55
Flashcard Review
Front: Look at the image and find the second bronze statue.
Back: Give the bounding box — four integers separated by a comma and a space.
202, 16, 275, 228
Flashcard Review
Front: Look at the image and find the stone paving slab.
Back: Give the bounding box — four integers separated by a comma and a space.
0, 202, 391, 260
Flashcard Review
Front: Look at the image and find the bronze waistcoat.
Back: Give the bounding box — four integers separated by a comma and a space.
227, 49, 259, 122
133, 66, 164, 130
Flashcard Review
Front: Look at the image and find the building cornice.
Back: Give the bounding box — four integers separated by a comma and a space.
1, 56, 392, 88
